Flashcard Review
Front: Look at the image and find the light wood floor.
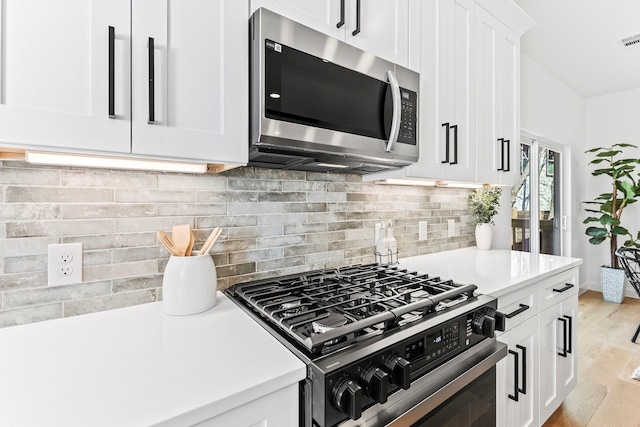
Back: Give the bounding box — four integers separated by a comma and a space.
543, 291, 640, 427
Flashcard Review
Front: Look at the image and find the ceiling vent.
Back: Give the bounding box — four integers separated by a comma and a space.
621, 34, 640, 47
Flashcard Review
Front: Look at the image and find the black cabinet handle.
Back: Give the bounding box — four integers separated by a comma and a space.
495, 304, 530, 331
508, 349, 519, 401
108, 26, 115, 119
148, 37, 155, 124
337, 0, 345, 28
552, 283, 574, 293
497, 138, 505, 171
558, 317, 568, 357
564, 315, 572, 354
516, 344, 527, 394
441, 123, 450, 164
504, 139, 511, 172
352, 0, 361, 36
450, 124, 458, 165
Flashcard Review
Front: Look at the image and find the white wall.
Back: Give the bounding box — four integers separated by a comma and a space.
585, 88, 640, 296
493, 54, 587, 286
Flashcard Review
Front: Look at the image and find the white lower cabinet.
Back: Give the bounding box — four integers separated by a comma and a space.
495, 267, 578, 427
539, 296, 577, 422
497, 315, 540, 427
196, 383, 299, 427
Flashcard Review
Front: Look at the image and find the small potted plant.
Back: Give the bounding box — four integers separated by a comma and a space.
583, 143, 640, 303
468, 186, 503, 250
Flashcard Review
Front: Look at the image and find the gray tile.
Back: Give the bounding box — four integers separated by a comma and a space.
256, 234, 305, 248
306, 212, 347, 224
327, 221, 363, 231
3, 255, 47, 273
113, 275, 163, 292
305, 231, 345, 243
282, 181, 326, 192
115, 217, 194, 233
64, 290, 157, 318
0, 271, 48, 291
215, 262, 255, 279
284, 223, 327, 235
61, 169, 156, 188
111, 246, 164, 263
83, 260, 158, 282
229, 248, 283, 264
64, 233, 157, 250
0, 237, 59, 258
6, 219, 114, 238
61, 203, 156, 219
306, 250, 345, 264
283, 203, 327, 213
196, 190, 258, 203
284, 243, 327, 257
197, 215, 257, 229
228, 179, 282, 192
3, 281, 112, 309
256, 256, 306, 272
227, 225, 282, 239
0, 304, 62, 328
0, 204, 61, 220
258, 192, 306, 202
157, 203, 226, 217
258, 213, 306, 226
0, 167, 60, 185
115, 189, 194, 203
5, 186, 113, 203
228, 202, 282, 216
157, 174, 226, 190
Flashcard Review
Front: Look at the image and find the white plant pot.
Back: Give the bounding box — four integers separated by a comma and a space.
601, 266, 625, 303
162, 255, 218, 315
475, 223, 493, 250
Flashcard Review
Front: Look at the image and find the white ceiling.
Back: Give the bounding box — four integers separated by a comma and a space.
514, 0, 640, 98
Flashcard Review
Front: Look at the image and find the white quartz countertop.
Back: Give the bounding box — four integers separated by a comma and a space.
399, 247, 583, 297
0, 293, 306, 427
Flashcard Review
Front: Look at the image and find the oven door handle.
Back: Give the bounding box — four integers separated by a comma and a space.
385, 70, 401, 153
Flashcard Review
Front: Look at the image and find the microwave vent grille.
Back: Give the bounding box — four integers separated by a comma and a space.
351, 165, 388, 173
251, 154, 296, 165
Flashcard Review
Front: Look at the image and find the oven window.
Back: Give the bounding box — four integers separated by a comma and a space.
264, 39, 392, 140
411, 366, 496, 427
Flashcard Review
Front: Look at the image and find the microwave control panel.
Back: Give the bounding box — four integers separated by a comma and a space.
397, 89, 417, 145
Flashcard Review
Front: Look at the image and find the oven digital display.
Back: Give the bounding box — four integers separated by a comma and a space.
405, 338, 425, 362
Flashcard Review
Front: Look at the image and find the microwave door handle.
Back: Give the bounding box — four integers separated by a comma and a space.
385, 70, 401, 152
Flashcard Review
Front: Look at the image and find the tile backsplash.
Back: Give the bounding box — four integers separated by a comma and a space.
0, 162, 474, 328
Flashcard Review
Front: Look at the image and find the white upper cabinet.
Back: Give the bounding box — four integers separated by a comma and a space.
131, 0, 248, 164
0, 0, 131, 154
475, 5, 521, 185
0, 0, 248, 167
251, 0, 417, 71
435, 0, 477, 182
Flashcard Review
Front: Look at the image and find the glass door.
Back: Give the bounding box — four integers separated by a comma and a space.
511, 135, 563, 255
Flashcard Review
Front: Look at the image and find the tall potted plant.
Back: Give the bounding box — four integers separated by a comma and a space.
468, 186, 502, 250
583, 143, 640, 303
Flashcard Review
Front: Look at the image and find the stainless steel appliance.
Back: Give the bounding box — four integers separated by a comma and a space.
225, 264, 507, 427
249, 8, 420, 174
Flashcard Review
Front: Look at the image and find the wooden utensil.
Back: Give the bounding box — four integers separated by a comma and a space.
197, 227, 222, 256
185, 231, 195, 256
157, 230, 180, 256
172, 224, 191, 256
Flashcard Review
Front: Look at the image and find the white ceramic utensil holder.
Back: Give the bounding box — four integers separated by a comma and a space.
162, 255, 217, 315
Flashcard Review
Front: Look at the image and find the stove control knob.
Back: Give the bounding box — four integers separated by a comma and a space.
385, 355, 411, 390
472, 313, 496, 338
333, 378, 363, 420
362, 366, 390, 404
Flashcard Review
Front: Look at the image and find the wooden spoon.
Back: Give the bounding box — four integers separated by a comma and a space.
157, 230, 180, 256
185, 231, 195, 256
197, 227, 222, 256
172, 224, 191, 256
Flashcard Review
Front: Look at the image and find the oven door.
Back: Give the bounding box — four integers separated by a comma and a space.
340, 339, 507, 427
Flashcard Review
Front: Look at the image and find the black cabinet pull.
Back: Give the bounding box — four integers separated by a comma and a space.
552, 283, 574, 293
516, 344, 527, 394
508, 349, 519, 401
441, 123, 450, 164
564, 315, 572, 354
558, 317, 568, 357
352, 0, 361, 36
504, 139, 511, 172
495, 304, 530, 331
497, 138, 505, 171
450, 124, 458, 165
337, 0, 345, 28
506, 303, 529, 319
108, 26, 115, 119
148, 37, 155, 124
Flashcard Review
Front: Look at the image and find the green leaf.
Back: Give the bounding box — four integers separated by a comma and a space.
600, 215, 620, 226
612, 143, 638, 149
588, 236, 606, 245
596, 150, 622, 157
586, 227, 608, 238
582, 216, 601, 224
611, 226, 630, 235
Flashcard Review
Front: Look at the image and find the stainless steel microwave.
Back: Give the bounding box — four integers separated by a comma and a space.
249, 8, 420, 175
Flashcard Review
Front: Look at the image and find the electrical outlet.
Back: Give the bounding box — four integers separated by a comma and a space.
48, 243, 82, 286
447, 220, 455, 237
418, 221, 428, 241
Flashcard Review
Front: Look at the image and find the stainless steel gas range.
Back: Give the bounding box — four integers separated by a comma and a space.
225, 264, 507, 427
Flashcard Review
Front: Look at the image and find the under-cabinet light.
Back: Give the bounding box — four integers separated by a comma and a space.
315, 163, 350, 169
435, 181, 485, 189
25, 151, 209, 174
375, 178, 437, 186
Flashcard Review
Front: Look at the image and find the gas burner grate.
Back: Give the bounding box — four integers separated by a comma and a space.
229, 264, 477, 355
